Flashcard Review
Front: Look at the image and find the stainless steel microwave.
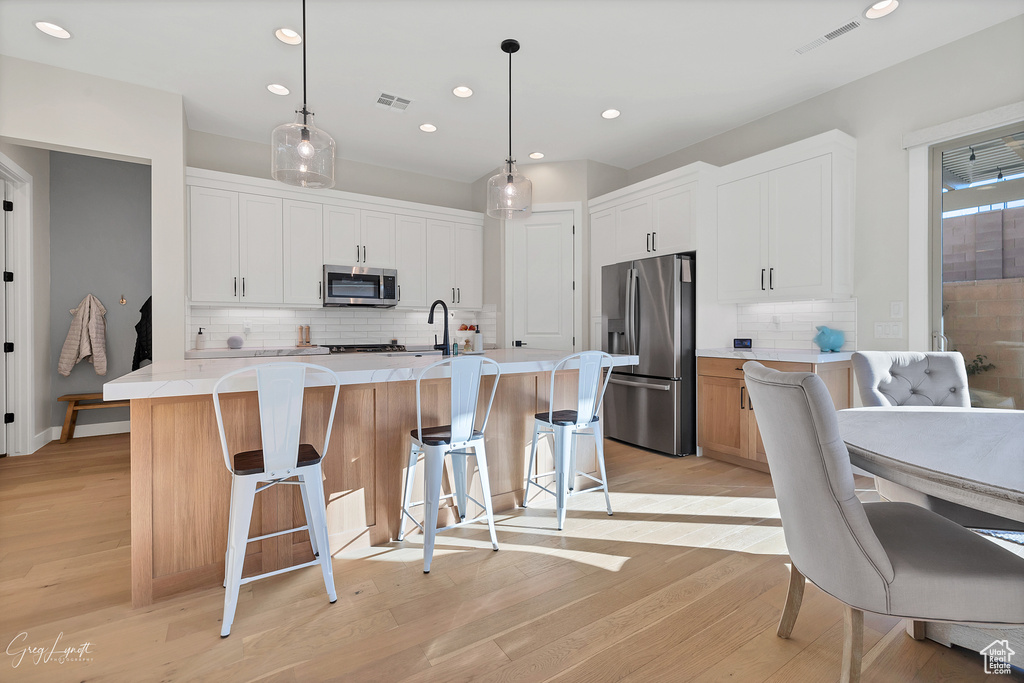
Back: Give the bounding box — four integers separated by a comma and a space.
322, 265, 398, 307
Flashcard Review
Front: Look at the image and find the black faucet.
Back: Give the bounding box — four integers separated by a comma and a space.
427, 299, 450, 355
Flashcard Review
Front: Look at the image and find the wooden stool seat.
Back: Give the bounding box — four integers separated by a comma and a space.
58, 393, 130, 443
233, 443, 322, 475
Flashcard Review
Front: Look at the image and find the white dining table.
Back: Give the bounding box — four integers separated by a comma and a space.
836, 406, 1024, 524
837, 405, 1024, 656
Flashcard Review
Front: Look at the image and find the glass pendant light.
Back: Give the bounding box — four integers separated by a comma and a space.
487, 39, 532, 220
271, 0, 335, 189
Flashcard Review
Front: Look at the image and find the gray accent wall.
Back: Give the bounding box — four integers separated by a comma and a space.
49, 152, 151, 428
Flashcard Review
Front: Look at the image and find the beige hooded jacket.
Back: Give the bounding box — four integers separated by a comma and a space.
58, 294, 108, 376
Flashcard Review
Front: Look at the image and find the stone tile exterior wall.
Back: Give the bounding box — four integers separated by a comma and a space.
943, 207, 1024, 282
943, 278, 1024, 408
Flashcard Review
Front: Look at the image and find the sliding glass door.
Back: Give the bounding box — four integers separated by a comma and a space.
937, 130, 1024, 409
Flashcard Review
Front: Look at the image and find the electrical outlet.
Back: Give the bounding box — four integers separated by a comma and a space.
874, 322, 903, 339
890, 301, 904, 319
243, 319, 252, 334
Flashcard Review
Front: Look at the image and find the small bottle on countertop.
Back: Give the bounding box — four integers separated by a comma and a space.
196, 327, 206, 350
473, 326, 483, 353
452, 341, 459, 356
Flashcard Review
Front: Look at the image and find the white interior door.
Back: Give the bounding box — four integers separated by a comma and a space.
509, 210, 575, 351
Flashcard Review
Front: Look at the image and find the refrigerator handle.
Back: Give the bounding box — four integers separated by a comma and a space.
624, 269, 633, 355
626, 266, 634, 356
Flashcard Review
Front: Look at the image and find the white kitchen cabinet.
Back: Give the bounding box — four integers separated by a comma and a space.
323, 204, 360, 266
189, 188, 283, 304
715, 151, 849, 303
283, 199, 324, 305
189, 186, 239, 303
425, 220, 455, 305
716, 174, 768, 301
395, 215, 427, 308
651, 182, 697, 255
360, 211, 396, 268
322, 206, 395, 268
454, 224, 483, 309
614, 196, 654, 259
424, 219, 482, 309
238, 193, 284, 304
589, 208, 616, 317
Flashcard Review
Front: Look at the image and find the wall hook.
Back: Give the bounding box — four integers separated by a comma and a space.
119, 295, 127, 305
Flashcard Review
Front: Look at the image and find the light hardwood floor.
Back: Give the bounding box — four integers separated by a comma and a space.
0, 434, 1017, 681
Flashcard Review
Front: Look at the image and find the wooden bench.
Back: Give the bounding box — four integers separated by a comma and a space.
57, 393, 130, 443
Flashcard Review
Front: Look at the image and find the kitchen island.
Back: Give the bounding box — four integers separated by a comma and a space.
105, 349, 637, 606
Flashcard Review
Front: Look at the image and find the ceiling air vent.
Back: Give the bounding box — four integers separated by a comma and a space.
796, 19, 861, 54
376, 92, 412, 112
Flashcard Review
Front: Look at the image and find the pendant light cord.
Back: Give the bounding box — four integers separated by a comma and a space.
301, 0, 308, 123
507, 48, 513, 164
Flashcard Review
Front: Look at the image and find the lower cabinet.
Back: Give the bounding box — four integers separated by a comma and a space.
697, 356, 851, 473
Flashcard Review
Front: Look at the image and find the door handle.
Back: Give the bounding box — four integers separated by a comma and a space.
457, 287, 461, 303
610, 377, 670, 391
761, 268, 765, 291
646, 233, 651, 253
234, 276, 237, 297
740, 385, 745, 410
319, 281, 322, 300
769, 267, 774, 290
452, 287, 456, 304
242, 277, 246, 297
356, 245, 360, 263
397, 284, 401, 302
363, 245, 367, 263
652, 232, 657, 251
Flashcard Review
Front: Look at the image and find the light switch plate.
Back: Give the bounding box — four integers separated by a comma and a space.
890, 301, 904, 319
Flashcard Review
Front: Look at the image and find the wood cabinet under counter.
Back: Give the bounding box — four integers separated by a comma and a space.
697, 353, 851, 473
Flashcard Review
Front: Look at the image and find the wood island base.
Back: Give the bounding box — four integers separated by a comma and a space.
129, 371, 596, 607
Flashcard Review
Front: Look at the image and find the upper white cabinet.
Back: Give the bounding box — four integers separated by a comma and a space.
323, 204, 360, 266
714, 131, 855, 303
422, 219, 482, 309
189, 188, 283, 304
283, 199, 324, 305
589, 166, 708, 318
454, 224, 483, 309
322, 206, 396, 268
189, 186, 238, 303
395, 215, 427, 308
237, 194, 284, 304
187, 168, 485, 309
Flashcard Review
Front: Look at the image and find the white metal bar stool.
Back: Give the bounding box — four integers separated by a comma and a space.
398, 356, 501, 573
212, 362, 340, 637
524, 351, 614, 530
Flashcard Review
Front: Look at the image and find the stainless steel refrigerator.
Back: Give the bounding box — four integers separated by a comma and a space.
602, 253, 695, 456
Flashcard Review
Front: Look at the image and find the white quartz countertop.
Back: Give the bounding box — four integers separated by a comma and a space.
104, 349, 640, 401
697, 347, 853, 364
184, 346, 330, 359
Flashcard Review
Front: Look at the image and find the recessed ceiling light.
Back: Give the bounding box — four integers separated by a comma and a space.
419, 123, 437, 133
529, 152, 544, 159
452, 86, 473, 98
267, 84, 290, 96
601, 109, 621, 119
35, 21, 71, 39
275, 27, 302, 45
864, 0, 899, 19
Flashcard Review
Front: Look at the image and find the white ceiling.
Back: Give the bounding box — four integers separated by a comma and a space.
2, 1, 1023, 183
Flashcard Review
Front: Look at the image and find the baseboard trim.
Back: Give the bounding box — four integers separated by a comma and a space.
29, 429, 53, 455
49, 420, 131, 443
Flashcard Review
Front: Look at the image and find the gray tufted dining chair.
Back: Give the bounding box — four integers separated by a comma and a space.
743, 361, 1024, 683
851, 351, 1023, 531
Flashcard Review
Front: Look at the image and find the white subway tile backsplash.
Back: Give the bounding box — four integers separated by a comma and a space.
186, 303, 498, 350
738, 299, 857, 351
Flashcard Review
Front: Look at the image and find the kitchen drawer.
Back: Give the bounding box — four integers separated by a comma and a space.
697, 356, 811, 379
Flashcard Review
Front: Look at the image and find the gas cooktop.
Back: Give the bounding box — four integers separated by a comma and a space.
321, 343, 407, 354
